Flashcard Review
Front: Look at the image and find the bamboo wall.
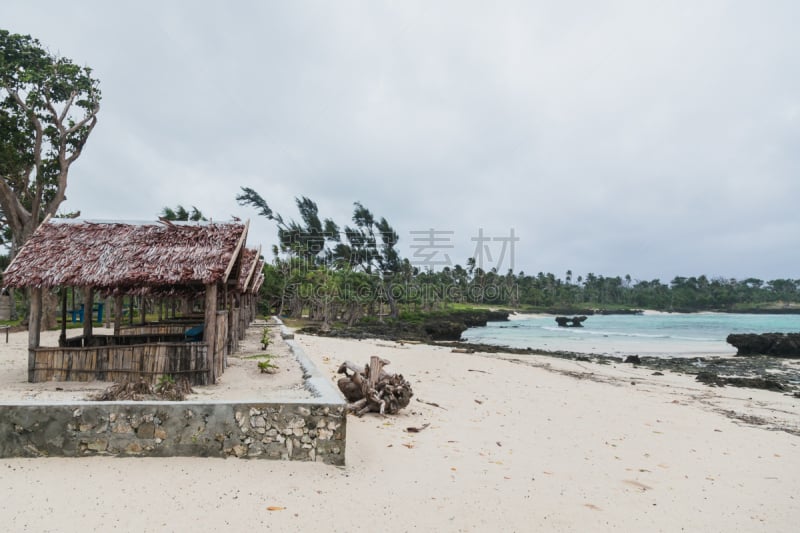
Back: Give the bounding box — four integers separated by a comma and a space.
30, 343, 210, 385
62, 333, 187, 348
119, 324, 195, 336
228, 307, 241, 355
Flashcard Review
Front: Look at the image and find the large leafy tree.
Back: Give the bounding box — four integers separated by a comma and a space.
0, 30, 101, 256
237, 187, 405, 318
237, 187, 340, 262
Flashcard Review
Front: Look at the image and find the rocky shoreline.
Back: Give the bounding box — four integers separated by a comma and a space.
437, 340, 799, 394
299, 310, 800, 396
299, 309, 510, 342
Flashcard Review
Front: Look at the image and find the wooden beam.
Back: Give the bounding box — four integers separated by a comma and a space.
222, 219, 249, 284
104, 296, 112, 328
60, 288, 67, 346
242, 244, 262, 292
83, 287, 94, 340
28, 287, 42, 382
204, 283, 218, 384
114, 295, 123, 336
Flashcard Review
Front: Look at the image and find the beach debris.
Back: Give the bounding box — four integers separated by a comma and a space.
695, 371, 785, 391
406, 423, 430, 433
622, 479, 653, 491
451, 348, 475, 354
337, 356, 414, 416
266, 506, 286, 511
91, 377, 193, 401
417, 398, 446, 410
468, 368, 490, 374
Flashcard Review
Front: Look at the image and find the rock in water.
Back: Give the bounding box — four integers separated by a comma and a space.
726, 333, 800, 357
555, 316, 588, 327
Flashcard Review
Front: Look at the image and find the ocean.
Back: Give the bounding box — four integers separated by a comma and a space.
461, 312, 800, 358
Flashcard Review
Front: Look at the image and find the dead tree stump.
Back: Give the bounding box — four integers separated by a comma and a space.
337, 356, 413, 416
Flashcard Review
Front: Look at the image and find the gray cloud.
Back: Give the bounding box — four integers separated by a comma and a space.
5, 0, 799, 281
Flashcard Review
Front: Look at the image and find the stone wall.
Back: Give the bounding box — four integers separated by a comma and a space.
0, 317, 348, 465
0, 400, 346, 465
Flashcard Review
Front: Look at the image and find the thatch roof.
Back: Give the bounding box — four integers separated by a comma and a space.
3, 219, 249, 294
251, 268, 265, 294
237, 247, 262, 293
250, 259, 265, 294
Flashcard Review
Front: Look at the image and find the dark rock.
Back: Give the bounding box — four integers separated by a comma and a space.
696, 371, 727, 386
423, 320, 466, 341
555, 316, 587, 327
724, 376, 785, 391
726, 333, 800, 357
695, 371, 786, 391
624, 355, 642, 364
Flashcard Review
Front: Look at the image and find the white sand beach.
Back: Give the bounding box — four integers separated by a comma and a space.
1, 329, 799, 532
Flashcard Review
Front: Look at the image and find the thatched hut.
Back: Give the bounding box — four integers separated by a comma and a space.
2, 218, 252, 384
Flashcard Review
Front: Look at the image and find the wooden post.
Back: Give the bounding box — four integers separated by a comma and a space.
28, 287, 42, 382
114, 295, 123, 336
128, 296, 134, 325
83, 286, 94, 342
204, 283, 218, 384
104, 296, 112, 328
140, 296, 147, 325
59, 288, 67, 346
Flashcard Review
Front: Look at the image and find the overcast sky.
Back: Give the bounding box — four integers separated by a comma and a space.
4, 1, 799, 282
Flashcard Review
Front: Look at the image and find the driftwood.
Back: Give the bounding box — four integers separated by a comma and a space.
337, 356, 413, 416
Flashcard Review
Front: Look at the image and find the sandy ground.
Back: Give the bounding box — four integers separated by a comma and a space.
1, 330, 799, 532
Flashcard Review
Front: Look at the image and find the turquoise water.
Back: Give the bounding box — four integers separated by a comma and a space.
461, 313, 800, 358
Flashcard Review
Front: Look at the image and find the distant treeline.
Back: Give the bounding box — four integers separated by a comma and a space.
410, 270, 800, 312
235, 190, 800, 321
260, 264, 800, 319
